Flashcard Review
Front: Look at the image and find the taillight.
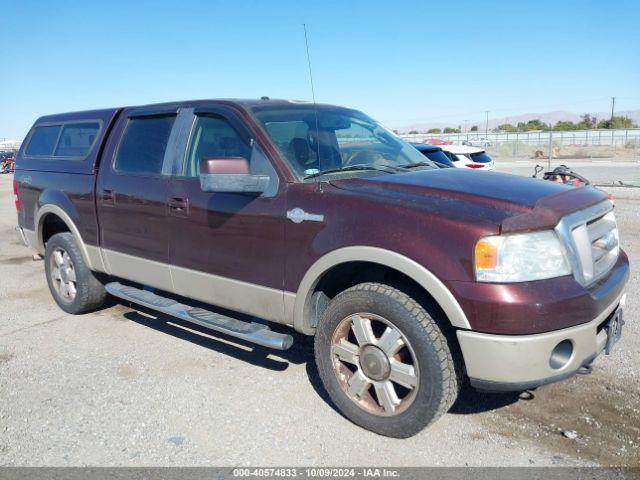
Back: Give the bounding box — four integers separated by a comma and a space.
13, 179, 21, 211
466, 164, 483, 169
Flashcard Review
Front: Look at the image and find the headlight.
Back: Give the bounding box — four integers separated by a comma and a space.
474, 230, 571, 282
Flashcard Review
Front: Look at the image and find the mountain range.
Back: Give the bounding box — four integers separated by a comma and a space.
396, 109, 640, 133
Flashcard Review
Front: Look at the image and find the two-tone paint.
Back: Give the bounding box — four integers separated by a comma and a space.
14, 99, 629, 346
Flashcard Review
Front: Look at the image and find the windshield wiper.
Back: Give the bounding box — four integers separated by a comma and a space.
397, 161, 435, 169
304, 164, 403, 180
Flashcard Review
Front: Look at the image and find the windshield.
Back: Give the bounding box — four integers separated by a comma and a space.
251, 105, 435, 178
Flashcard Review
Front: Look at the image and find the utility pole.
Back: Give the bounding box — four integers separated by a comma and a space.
610, 97, 616, 122
464, 120, 468, 133
485, 111, 489, 135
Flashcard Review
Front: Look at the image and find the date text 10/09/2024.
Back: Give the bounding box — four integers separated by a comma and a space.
232, 468, 400, 478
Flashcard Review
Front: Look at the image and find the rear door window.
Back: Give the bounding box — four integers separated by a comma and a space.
54, 122, 101, 157
25, 125, 62, 156
114, 116, 176, 175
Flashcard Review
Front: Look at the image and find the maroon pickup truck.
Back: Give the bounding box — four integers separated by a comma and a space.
14, 99, 628, 437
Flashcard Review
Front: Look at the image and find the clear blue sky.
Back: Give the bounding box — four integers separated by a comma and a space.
1, 0, 639, 138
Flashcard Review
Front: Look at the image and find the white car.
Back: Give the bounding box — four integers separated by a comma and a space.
440, 144, 495, 170
463, 137, 492, 148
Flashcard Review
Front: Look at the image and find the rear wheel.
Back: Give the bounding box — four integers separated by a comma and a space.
314, 282, 460, 438
44, 232, 106, 314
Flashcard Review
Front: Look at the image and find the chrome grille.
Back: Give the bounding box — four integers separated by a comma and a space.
555, 201, 618, 286
587, 212, 619, 280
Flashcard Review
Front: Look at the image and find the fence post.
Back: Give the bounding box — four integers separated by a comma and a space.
547, 131, 553, 170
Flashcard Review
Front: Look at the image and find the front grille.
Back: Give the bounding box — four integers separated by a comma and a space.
586, 212, 619, 280
555, 201, 619, 286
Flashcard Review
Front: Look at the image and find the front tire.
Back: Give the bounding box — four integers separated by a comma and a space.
44, 232, 107, 314
314, 282, 460, 438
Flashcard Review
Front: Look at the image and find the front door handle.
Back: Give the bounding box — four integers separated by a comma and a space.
168, 197, 189, 216
102, 189, 115, 205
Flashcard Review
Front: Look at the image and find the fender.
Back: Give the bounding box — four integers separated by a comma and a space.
34, 203, 106, 272
289, 246, 471, 335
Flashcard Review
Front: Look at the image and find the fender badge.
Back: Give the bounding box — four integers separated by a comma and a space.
287, 208, 324, 224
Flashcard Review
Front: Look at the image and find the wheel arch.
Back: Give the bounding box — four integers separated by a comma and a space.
35, 205, 104, 271
290, 246, 471, 335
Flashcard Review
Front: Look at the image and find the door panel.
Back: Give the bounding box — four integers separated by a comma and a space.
98, 173, 170, 261
168, 111, 287, 321
169, 180, 286, 287
97, 109, 178, 290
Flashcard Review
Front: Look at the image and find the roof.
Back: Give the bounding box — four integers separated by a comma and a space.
410, 143, 443, 152
33, 98, 354, 124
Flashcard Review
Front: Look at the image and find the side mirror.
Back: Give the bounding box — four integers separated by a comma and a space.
199, 157, 270, 194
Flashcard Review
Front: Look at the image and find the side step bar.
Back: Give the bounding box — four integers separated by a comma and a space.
105, 282, 294, 350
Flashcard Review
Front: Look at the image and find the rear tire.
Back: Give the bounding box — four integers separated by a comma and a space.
314, 282, 460, 438
44, 232, 107, 314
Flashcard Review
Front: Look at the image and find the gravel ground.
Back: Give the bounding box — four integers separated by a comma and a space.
0, 172, 638, 467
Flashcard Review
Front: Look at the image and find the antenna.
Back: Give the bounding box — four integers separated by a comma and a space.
303, 24, 317, 104
303, 23, 323, 191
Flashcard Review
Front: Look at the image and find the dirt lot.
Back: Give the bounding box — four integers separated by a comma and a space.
494, 158, 639, 186
0, 173, 638, 467
487, 144, 640, 162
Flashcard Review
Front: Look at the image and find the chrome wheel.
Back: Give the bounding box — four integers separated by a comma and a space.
49, 247, 77, 302
330, 313, 419, 416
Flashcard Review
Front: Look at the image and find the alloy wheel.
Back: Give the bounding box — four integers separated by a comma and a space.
330, 313, 419, 416
49, 247, 77, 302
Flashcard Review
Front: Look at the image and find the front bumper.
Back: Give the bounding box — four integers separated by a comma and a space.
457, 292, 625, 392
15, 226, 29, 247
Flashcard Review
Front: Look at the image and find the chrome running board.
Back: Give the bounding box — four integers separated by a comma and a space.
105, 282, 293, 350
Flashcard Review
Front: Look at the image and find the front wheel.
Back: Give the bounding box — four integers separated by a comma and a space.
314, 282, 460, 438
44, 232, 107, 314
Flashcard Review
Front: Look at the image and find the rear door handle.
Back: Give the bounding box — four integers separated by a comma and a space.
102, 189, 115, 205
168, 197, 189, 216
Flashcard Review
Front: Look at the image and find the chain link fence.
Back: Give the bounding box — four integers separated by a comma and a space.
400, 128, 640, 161
0, 140, 21, 152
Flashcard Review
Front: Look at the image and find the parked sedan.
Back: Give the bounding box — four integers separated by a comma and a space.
440, 144, 495, 170
424, 137, 453, 145
411, 144, 455, 168
463, 137, 492, 148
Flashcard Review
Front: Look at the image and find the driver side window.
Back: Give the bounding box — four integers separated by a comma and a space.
183, 114, 279, 196
184, 115, 251, 177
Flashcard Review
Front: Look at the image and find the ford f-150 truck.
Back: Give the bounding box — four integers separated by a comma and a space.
14, 99, 629, 438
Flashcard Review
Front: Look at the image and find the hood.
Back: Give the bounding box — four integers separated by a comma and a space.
330, 169, 608, 231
